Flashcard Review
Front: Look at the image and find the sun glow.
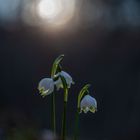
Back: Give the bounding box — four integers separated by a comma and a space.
38, 0, 62, 20
37, 0, 76, 29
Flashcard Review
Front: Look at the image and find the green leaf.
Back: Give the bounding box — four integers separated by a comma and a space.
77, 84, 90, 109
51, 54, 64, 78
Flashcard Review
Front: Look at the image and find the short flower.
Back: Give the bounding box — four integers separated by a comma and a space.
54, 71, 74, 90
80, 95, 97, 113
38, 78, 54, 97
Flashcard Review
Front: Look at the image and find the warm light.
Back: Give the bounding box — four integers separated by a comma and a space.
38, 0, 61, 20
37, 0, 76, 29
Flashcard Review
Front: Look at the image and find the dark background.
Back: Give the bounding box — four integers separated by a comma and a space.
0, 0, 140, 140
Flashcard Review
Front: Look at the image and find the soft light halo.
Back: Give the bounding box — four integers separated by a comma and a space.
37, 0, 62, 20
36, 0, 76, 29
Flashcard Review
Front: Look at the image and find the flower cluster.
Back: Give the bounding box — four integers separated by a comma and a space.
37, 55, 97, 140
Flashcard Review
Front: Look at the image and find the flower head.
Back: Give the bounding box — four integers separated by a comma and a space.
54, 71, 74, 90
38, 78, 54, 97
80, 95, 97, 113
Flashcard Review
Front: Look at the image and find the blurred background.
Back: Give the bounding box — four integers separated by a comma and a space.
0, 0, 140, 139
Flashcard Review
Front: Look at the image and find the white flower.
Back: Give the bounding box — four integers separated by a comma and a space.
38, 78, 54, 97
54, 71, 74, 90
80, 95, 97, 113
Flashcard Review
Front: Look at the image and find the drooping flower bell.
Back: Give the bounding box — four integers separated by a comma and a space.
54, 71, 74, 90
80, 95, 97, 113
38, 78, 55, 97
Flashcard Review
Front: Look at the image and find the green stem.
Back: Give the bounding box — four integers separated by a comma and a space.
61, 88, 68, 140
52, 91, 56, 134
74, 108, 80, 140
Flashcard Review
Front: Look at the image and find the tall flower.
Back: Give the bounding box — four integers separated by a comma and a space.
54, 71, 74, 90
80, 95, 97, 113
38, 78, 54, 97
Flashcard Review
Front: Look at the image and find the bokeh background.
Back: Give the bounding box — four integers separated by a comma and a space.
0, 0, 140, 140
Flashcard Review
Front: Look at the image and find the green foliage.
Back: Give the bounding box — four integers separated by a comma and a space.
51, 54, 64, 78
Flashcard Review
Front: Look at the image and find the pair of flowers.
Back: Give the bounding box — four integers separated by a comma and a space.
38, 71, 73, 96
38, 70, 97, 114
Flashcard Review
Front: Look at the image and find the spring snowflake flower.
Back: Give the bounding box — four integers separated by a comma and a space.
80, 95, 97, 113
38, 78, 54, 97
54, 71, 74, 90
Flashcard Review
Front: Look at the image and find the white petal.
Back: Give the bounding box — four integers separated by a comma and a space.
54, 78, 63, 90
60, 71, 73, 87
38, 78, 54, 96
84, 107, 89, 113
54, 71, 74, 89
80, 95, 97, 112
89, 106, 96, 113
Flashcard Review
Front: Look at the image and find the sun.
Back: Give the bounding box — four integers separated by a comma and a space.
37, 0, 76, 29
38, 0, 62, 20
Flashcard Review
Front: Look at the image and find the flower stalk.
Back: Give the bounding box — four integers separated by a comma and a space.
51, 55, 64, 134
74, 108, 80, 140
60, 76, 68, 140
52, 91, 56, 134
62, 96, 68, 140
